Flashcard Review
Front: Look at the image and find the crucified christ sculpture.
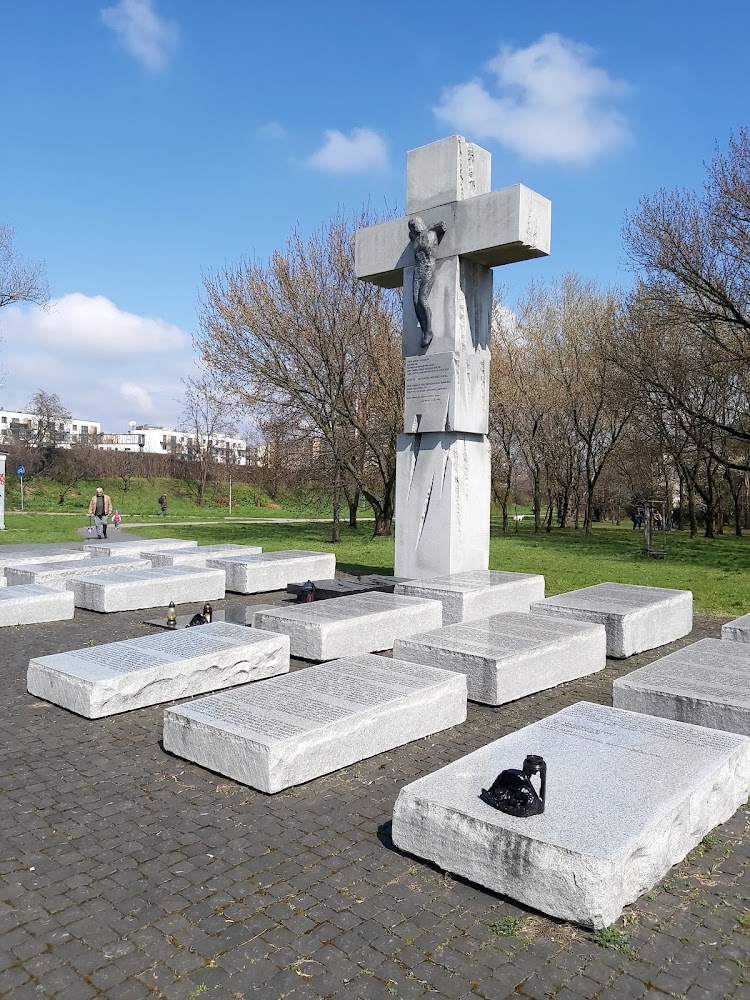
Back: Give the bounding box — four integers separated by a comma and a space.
408, 216, 446, 349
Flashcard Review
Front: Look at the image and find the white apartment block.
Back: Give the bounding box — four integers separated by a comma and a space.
0, 410, 101, 446
98, 425, 247, 465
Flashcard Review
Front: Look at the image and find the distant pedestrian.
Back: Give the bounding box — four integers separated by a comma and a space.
87, 487, 113, 539
158, 493, 168, 516
112, 510, 121, 529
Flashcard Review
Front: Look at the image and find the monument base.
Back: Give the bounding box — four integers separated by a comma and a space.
392, 702, 750, 928
395, 571, 544, 625
395, 432, 490, 580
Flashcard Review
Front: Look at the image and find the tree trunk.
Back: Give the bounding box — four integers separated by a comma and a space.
533, 474, 542, 534
688, 481, 697, 537
347, 488, 360, 529
330, 467, 341, 543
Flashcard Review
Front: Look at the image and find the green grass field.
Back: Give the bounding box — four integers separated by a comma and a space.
2, 491, 748, 616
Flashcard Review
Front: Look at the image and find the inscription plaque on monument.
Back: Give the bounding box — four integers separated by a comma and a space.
163, 654, 467, 792
403, 353, 488, 435
392, 701, 750, 927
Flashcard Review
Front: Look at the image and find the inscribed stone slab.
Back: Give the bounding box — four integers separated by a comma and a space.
0, 585, 75, 626
395, 570, 545, 625
148, 544, 262, 568
613, 638, 750, 736
530, 583, 693, 658
392, 701, 750, 928
393, 612, 605, 704
71, 566, 226, 613
86, 538, 198, 558
396, 432, 491, 579
207, 550, 336, 594
403, 352, 488, 435
163, 654, 467, 792
6, 556, 151, 589
27, 622, 289, 718
2, 551, 93, 573
721, 613, 750, 643
252, 592, 444, 660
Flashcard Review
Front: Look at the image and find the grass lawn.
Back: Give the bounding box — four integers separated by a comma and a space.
2, 507, 748, 617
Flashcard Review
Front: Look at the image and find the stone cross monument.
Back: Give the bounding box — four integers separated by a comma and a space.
356, 135, 551, 579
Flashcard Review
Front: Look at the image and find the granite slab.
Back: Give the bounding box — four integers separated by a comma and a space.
613, 637, 750, 736
392, 701, 750, 928
252, 592, 444, 660
71, 566, 226, 613
27, 622, 289, 718
148, 544, 262, 568
0, 585, 75, 626
530, 583, 692, 658
6, 556, 151, 589
721, 613, 750, 643
395, 570, 545, 625
86, 538, 198, 558
393, 612, 606, 704
163, 654, 467, 792
2, 551, 93, 573
207, 550, 336, 594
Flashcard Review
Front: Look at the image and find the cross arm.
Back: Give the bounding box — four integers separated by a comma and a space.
355, 184, 551, 288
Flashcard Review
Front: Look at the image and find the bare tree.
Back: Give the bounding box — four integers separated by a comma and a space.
622, 130, 750, 458
178, 375, 238, 506
0, 226, 49, 311
24, 389, 71, 447
198, 212, 402, 538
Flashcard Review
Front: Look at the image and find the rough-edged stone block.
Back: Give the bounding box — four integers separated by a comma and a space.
395, 432, 490, 580
2, 551, 93, 573
148, 544, 262, 568
0, 585, 75, 626
163, 655, 467, 792
86, 538, 198, 558
394, 612, 605, 704
6, 556, 151, 589
392, 701, 750, 928
28, 622, 289, 718
530, 583, 692, 658
395, 570, 545, 625
613, 637, 750, 736
207, 550, 336, 594
72, 566, 226, 613
252, 592, 443, 661
721, 613, 750, 643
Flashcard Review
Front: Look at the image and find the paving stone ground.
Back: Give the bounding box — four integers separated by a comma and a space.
1, 590, 749, 1000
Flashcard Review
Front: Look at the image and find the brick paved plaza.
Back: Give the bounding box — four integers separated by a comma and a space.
1, 594, 748, 999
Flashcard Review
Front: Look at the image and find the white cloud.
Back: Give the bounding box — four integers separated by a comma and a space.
0, 293, 193, 429
257, 121, 288, 141
1, 293, 188, 355
434, 34, 630, 165
101, 0, 178, 73
307, 128, 388, 174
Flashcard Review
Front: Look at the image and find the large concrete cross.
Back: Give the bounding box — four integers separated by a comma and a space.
356, 135, 551, 579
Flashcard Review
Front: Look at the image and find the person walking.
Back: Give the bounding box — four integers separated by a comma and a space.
87, 487, 113, 539
158, 493, 168, 516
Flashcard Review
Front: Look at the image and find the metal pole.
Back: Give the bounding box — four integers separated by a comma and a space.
229, 472, 232, 513
20, 474, 23, 512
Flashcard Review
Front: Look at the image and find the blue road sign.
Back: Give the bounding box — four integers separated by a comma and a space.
16, 466, 25, 477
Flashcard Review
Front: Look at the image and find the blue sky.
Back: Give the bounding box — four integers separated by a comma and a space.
1, 0, 749, 430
